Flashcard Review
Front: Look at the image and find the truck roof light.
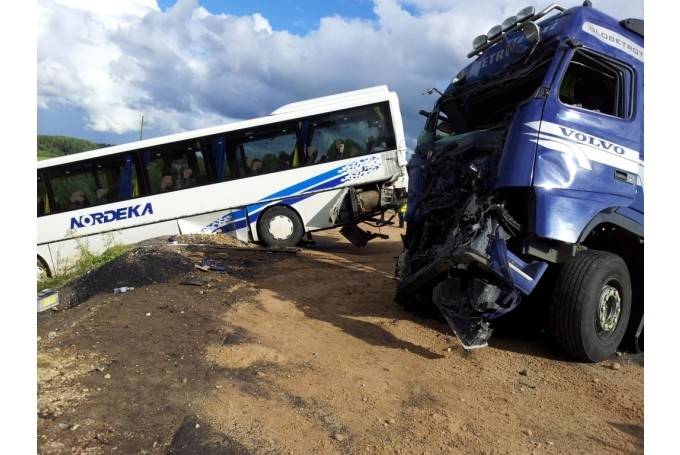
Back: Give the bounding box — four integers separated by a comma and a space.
487, 25, 502, 40
521, 21, 541, 43
468, 3, 566, 58
472, 35, 487, 51
517, 6, 535, 22
501, 16, 518, 32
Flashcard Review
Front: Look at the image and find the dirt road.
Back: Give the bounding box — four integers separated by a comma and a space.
37, 226, 643, 454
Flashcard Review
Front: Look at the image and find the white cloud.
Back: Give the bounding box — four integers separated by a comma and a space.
38, 0, 643, 145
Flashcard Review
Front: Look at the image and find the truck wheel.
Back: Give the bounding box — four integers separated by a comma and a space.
549, 250, 631, 362
257, 206, 304, 248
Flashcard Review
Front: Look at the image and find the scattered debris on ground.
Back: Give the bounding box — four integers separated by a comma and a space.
173, 233, 257, 248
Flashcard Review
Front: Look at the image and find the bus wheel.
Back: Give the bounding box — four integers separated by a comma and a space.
549, 250, 631, 362
37, 258, 50, 281
258, 206, 304, 248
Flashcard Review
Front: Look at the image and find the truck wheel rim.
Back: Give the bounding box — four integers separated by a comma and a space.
597, 283, 622, 336
268, 215, 294, 240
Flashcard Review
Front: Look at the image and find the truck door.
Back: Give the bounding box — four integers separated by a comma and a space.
532, 46, 642, 206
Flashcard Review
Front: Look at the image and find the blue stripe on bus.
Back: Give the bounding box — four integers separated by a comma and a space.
214, 218, 249, 234
209, 163, 348, 234
246, 195, 308, 224
264, 166, 343, 200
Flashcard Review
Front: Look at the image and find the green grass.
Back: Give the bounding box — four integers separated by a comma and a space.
38, 243, 130, 292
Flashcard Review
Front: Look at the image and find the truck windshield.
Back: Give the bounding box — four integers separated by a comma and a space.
430, 43, 556, 138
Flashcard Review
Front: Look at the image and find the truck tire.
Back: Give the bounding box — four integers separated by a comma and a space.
257, 206, 304, 248
549, 250, 631, 362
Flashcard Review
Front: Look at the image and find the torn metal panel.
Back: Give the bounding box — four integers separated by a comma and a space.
396, 125, 548, 349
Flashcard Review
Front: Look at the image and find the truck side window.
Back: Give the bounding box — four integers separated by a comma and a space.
559, 50, 632, 118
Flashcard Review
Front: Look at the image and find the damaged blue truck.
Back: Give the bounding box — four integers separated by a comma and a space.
396, 3, 643, 361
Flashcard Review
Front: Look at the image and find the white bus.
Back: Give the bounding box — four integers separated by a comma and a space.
37, 86, 408, 277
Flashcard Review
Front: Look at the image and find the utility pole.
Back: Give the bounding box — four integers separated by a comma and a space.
139, 115, 145, 141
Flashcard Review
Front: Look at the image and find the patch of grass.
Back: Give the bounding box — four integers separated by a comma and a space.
38, 243, 130, 292
37, 275, 68, 292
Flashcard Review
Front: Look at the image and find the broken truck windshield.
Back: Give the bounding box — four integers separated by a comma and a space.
431, 44, 556, 137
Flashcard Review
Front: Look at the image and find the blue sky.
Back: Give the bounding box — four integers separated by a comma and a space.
38, 0, 643, 148
157, 0, 378, 34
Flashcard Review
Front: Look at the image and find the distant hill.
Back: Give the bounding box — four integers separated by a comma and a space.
37, 135, 113, 160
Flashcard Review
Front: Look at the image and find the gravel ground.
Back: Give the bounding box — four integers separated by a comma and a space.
37, 226, 643, 454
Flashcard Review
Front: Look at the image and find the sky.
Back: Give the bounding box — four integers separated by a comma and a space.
37, 0, 644, 149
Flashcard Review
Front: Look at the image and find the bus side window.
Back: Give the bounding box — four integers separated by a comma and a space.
144, 140, 209, 194
47, 154, 140, 213
306, 102, 396, 163
37, 172, 50, 217
230, 124, 298, 176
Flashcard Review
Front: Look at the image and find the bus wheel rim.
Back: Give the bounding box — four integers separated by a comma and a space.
268, 215, 294, 240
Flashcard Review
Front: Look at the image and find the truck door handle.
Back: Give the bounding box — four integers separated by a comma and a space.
614, 169, 635, 185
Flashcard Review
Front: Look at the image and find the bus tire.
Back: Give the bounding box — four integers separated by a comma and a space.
257, 206, 304, 248
549, 250, 631, 362
38, 257, 51, 281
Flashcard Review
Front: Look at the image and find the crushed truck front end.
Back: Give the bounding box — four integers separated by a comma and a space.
396, 4, 643, 361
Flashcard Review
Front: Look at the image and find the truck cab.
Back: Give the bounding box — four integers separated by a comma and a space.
396, 3, 643, 361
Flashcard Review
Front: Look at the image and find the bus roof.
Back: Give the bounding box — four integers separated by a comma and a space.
271, 85, 390, 116
37, 85, 394, 169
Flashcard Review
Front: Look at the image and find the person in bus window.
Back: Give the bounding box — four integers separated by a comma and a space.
175, 168, 196, 189
327, 140, 345, 161
278, 152, 290, 170
95, 187, 109, 205
261, 153, 277, 173
160, 175, 174, 192
249, 159, 262, 175
307, 146, 318, 164
69, 191, 88, 210
365, 136, 376, 154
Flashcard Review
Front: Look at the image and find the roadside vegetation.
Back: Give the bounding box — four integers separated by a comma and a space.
37, 135, 112, 160
38, 243, 129, 292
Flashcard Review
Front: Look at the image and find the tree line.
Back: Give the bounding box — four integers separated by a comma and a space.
37, 135, 113, 160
